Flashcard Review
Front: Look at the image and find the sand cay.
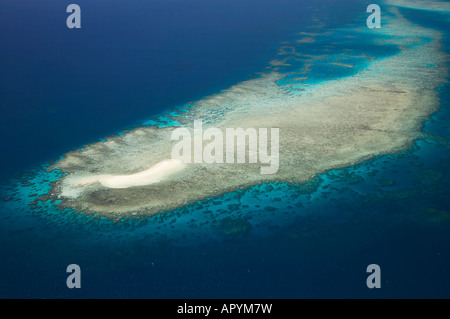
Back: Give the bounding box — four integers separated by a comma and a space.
48, 4, 449, 216
67, 159, 186, 190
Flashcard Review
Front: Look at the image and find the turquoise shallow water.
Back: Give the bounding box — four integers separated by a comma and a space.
1, 1, 450, 298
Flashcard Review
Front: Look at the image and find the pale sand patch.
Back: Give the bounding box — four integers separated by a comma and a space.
269, 57, 292, 67
297, 37, 316, 44
47, 6, 449, 216
85, 159, 185, 189
326, 62, 354, 69
59, 159, 186, 198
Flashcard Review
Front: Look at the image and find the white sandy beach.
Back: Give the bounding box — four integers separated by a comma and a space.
72, 159, 186, 189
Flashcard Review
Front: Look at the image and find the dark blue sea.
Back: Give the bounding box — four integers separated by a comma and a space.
1, 0, 449, 298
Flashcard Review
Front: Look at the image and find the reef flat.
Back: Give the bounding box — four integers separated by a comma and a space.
386, 0, 450, 12
48, 4, 448, 217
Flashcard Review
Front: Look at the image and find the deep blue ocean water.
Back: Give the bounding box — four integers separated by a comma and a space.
0, 0, 359, 181
1, 0, 450, 298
